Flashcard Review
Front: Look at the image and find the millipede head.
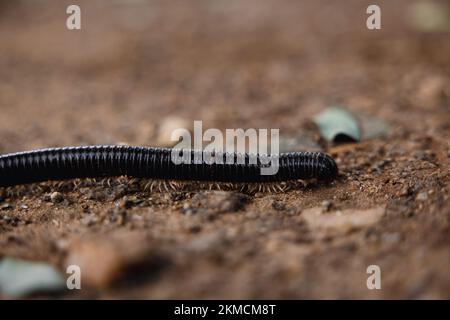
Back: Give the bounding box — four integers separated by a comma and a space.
316, 153, 339, 181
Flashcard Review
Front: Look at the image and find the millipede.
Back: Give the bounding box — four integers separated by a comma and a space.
0, 145, 338, 189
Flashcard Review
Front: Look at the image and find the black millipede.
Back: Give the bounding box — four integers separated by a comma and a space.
0, 145, 338, 188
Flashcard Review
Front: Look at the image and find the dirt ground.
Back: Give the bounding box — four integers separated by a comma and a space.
0, 0, 449, 299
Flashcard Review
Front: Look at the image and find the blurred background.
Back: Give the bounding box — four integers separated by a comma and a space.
0, 0, 448, 152
0, 0, 449, 299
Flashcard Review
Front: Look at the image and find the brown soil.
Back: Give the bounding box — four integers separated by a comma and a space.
0, 0, 449, 299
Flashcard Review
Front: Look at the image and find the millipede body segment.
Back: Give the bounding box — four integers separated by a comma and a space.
0, 146, 338, 187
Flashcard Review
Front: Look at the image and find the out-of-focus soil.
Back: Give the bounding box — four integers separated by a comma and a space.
0, 0, 449, 299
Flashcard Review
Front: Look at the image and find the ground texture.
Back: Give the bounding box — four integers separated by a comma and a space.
0, 0, 449, 299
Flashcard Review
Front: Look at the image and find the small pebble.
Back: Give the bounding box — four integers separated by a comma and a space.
416, 192, 428, 202
272, 201, 286, 211
81, 215, 98, 226
182, 202, 195, 216
50, 192, 64, 203
321, 200, 333, 212
1, 203, 13, 210
118, 197, 134, 209
382, 233, 401, 244
190, 191, 249, 215
399, 186, 412, 196
278, 134, 323, 153
157, 116, 193, 147
65, 234, 161, 288
107, 207, 128, 225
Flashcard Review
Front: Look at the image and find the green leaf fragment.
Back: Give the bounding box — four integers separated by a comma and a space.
314, 107, 361, 143
408, 2, 450, 33
0, 257, 65, 298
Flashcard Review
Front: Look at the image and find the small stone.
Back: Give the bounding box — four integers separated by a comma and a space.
190, 191, 249, 215
131, 214, 143, 221
50, 192, 64, 203
187, 223, 202, 233
278, 134, 323, 153
81, 215, 98, 226
107, 207, 128, 225
81, 204, 90, 214
135, 122, 155, 145
303, 206, 385, 239
182, 203, 195, 216
272, 201, 286, 211
186, 231, 226, 252
1, 203, 13, 210
1, 215, 20, 226
416, 192, 428, 202
85, 190, 106, 201
382, 233, 401, 244
118, 197, 134, 209
321, 200, 333, 212
111, 185, 129, 200
399, 186, 412, 196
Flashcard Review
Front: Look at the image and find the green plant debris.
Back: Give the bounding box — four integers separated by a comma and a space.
0, 258, 65, 298
314, 107, 361, 143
